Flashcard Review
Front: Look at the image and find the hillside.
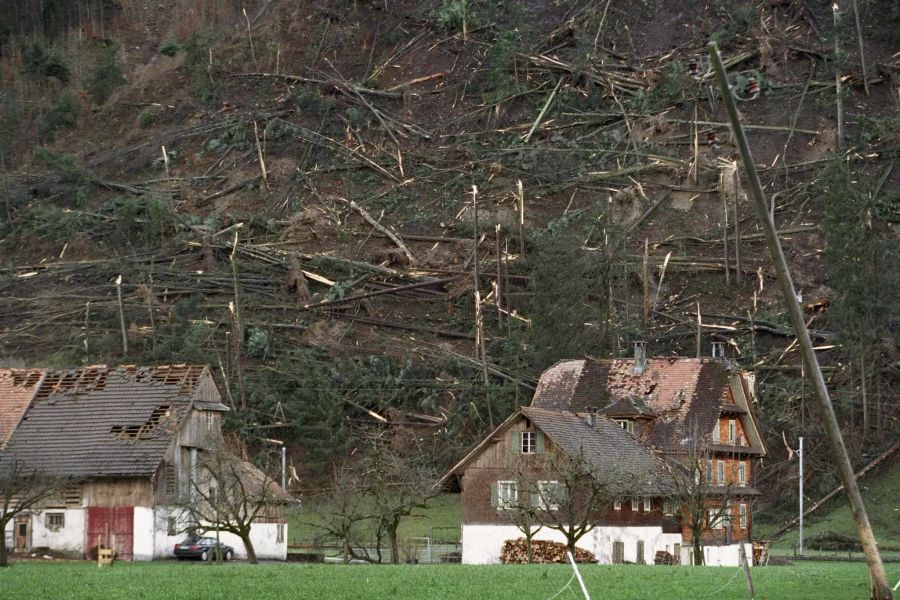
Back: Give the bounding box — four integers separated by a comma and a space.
0, 0, 897, 512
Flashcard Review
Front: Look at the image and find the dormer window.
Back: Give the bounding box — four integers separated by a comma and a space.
712, 421, 721, 443
615, 420, 634, 434
728, 420, 737, 443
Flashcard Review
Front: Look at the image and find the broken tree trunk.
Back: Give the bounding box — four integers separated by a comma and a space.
710, 42, 893, 600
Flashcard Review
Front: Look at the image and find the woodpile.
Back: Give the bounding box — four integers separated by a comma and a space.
654, 550, 676, 565
500, 539, 596, 564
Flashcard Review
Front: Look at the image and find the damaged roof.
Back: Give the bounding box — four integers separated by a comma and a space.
531, 358, 734, 451
0, 364, 227, 478
0, 369, 45, 450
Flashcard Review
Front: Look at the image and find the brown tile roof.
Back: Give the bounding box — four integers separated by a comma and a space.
0, 369, 45, 449
598, 395, 655, 418
0, 364, 224, 478
531, 358, 732, 451
522, 407, 672, 495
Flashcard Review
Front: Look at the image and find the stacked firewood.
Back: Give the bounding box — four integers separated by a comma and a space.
500, 539, 596, 564
654, 550, 676, 565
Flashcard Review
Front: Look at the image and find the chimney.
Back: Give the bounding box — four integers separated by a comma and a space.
711, 341, 726, 360
633, 341, 647, 375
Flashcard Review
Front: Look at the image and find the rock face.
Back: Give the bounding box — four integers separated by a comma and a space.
500, 538, 596, 564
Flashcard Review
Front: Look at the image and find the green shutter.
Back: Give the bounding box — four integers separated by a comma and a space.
490, 482, 499, 507
510, 431, 520, 454
536, 431, 545, 453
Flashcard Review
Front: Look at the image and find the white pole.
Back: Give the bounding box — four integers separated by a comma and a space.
281, 446, 287, 491
566, 550, 590, 600
799, 436, 804, 556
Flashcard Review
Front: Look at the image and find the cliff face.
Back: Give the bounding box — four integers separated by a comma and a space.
0, 1, 897, 494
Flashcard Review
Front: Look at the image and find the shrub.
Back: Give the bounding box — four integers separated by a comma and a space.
87, 44, 126, 104
138, 105, 162, 129
160, 40, 180, 57
23, 42, 70, 83
38, 91, 80, 141
434, 0, 471, 32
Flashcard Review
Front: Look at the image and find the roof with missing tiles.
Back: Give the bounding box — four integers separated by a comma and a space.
531, 358, 735, 451
0, 364, 228, 478
0, 369, 45, 450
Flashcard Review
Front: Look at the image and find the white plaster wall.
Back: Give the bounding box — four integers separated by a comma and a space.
4, 521, 12, 551
152, 507, 188, 559
702, 543, 752, 567
214, 524, 287, 560
461, 524, 681, 565
589, 527, 682, 564
29, 509, 85, 555
149, 508, 287, 561
132, 507, 155, 561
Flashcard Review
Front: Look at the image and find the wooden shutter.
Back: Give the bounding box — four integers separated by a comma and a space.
636, 540, 645, 564
535, 431, 545, 453
510, 431, 520, 454
490, 482, 499, 507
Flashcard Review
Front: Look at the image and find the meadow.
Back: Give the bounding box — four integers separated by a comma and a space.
0, 560, 891, 600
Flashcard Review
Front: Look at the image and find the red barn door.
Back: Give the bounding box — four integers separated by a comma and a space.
86, 507, 134, 560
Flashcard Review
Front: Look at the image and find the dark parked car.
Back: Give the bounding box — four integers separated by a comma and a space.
174, 536, 234, 561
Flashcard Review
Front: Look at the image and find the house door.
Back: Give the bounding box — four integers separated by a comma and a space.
14, 516, 30, 553
612, 541, 624, 564
86, 507, 134, 560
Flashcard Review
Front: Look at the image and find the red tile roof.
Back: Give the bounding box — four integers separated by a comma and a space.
531, 358, 733, 451
0, 369, 45, 449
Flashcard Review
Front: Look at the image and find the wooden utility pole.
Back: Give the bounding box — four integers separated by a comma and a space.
709, 42, 893, 600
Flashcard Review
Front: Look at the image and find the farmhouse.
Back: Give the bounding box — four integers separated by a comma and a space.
442, 343, 767, 566
0, 364, 289, 561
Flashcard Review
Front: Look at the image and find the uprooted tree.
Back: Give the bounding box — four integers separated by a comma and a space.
177, 439, 289, 564
0, 460, 74, 567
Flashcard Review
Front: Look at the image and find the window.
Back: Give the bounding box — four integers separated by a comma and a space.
663, 498, 675, 516
521, 431, 536, 454
493, 481, 518, 509
45, 513, 64, 531
537, 481, 563, 511
276, 523, 285, 543
712, 421, 721, 443
728, 419, 737, 443
705, 460, 713, 484
165, 464, 176, 500
615, 420, 634, 434
614, 498, 622, 510
643, 497, 651, 512
717, 461, 726, 485
167, 517, 177, 536
739, 504, 748, 528
631, 497, 639, 511
707, 509, 725, 529
738, 462, 746, 486
612, 541, 625, 564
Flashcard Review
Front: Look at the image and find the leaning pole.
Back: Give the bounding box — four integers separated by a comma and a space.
707, 41, 893, 600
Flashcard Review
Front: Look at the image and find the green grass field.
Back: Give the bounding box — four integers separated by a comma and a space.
0, 560, 893, 600
288, 493, 462, 544
758, 462, 900, 556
